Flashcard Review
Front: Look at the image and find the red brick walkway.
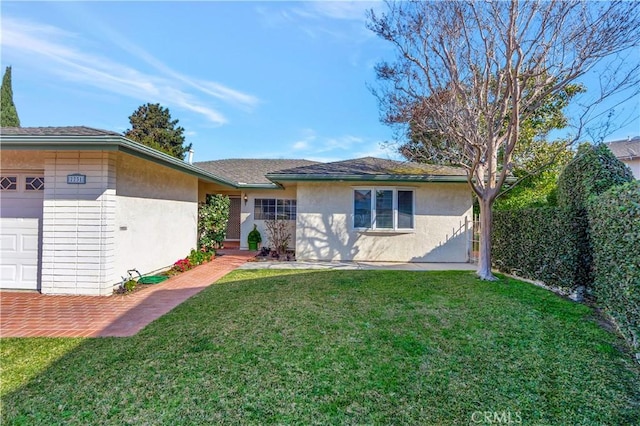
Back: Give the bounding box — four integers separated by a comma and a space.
0, 250, 255, 338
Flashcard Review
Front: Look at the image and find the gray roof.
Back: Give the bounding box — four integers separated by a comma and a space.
0, 126, 121, 137
194, 159, 319, 185
606, 137, 640, 160
267, 157, 467, 182
0, 126, 237, 188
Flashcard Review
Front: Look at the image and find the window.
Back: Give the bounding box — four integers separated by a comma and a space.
254, 198, 297, 220
353, 187, 414, 230
25, 177, 45, 191
0, 176, 17, 191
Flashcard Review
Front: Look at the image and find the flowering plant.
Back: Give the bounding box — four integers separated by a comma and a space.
172, 258, 192, 273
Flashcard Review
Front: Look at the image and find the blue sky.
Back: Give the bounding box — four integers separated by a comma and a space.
1, 1, 638, 163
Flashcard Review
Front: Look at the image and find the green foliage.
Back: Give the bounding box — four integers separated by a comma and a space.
558, 143, 634, 211
1, 66, 20, 127
493, 144, 638, 353
187, 248, 214, 266
198, 194, 230, 251
123, 279, 137, 292
588, 181, 640, 355
123, 103, 192, 159
494, 169, 562, 210
247, 224, 262, 244
556, 143, 634, 288
493, 207, 581, 291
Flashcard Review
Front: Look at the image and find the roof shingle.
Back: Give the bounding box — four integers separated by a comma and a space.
606, 137, 640, 160
194, 159, 320, 185
269, 157, 466, 177
0, 126, 121, 137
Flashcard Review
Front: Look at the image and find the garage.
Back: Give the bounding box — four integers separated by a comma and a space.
0, 172, 44, 290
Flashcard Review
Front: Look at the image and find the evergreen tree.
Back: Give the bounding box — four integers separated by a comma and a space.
1, 66, 21, 127
124, 103, 192, 159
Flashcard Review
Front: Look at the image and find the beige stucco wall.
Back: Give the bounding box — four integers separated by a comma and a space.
115, 153, 199, 279
295, 181, 473, 262
198, 183, 297, 250
240, 188, 297, 250
621, 158, 640, 179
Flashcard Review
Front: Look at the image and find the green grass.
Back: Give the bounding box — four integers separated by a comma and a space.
2, 270, 639, 425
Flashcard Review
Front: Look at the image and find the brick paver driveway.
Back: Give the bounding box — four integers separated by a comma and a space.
0, 250, 255, 338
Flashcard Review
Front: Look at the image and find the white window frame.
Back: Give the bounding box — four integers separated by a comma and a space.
352, 187, 415, 231
254, 198, 297, 221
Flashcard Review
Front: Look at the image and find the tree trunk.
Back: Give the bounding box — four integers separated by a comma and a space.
477, 197, 497, 281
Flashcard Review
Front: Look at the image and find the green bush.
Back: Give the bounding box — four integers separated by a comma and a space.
588, 181, 640, 355
556, 143, 634, 289
187, 248, 214, 266
492, 207, 580, 291
198, 194, 230, 250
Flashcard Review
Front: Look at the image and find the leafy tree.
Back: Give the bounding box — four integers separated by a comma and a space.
368, 0, 640, 280
1, 66, 20, 127
124, 103, 191, 159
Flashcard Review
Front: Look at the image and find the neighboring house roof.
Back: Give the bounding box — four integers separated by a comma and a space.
0, 126, 121, 137
606, 137, 640, 160
267, 156, 468, 183
0, 126, 237, 188
194, 159, 320, 187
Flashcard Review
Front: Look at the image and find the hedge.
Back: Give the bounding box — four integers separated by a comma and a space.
587, 181, 640, 355
492, 207, 581, 291
556, 144, 635, 289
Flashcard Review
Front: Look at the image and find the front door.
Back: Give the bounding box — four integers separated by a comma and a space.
226, 197, 241, 241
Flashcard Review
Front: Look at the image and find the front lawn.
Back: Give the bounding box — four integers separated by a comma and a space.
2, 270, 639, 424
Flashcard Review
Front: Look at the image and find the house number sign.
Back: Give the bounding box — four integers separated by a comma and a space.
67, 173, 87, 184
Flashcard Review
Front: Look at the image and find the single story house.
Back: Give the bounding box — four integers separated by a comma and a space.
1, 127, 473, 295
606, 137, 640, 179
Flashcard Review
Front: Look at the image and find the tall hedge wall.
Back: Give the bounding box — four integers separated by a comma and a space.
556, 144, 635, 289
492, 207, 581, 291
492, 143, 638, 356
588, 181, 640, 354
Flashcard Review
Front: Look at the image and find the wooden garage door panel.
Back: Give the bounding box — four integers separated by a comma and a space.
0, 218, 39, 290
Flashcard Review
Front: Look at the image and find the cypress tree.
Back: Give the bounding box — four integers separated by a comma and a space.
1, 66, 21, 127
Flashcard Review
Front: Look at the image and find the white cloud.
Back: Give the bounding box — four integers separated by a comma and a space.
256, 1, 382, 44
0, 16, 259, 125
304, 1, 377, 21
292, 140, 310, 150
283, 129, 393, 161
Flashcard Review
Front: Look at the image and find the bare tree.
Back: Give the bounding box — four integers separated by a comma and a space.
368, 0, 640, 280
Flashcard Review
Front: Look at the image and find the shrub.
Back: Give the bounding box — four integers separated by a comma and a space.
172, 258, 193, 273
588, 181, 640, 356
187, 248, 214, 266
198, 194, 230, 251
265, 218, 292, 256
556, 143, 634, 289
492, 207, 580, 291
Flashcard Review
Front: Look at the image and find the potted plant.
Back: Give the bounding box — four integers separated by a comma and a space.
247, 224, 262, 251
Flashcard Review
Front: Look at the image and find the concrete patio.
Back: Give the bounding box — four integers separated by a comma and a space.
240, 259, 477, 271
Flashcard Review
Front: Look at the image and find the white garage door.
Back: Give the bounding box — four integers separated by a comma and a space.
1, 218, 39, 289
0, 173, 44, 290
